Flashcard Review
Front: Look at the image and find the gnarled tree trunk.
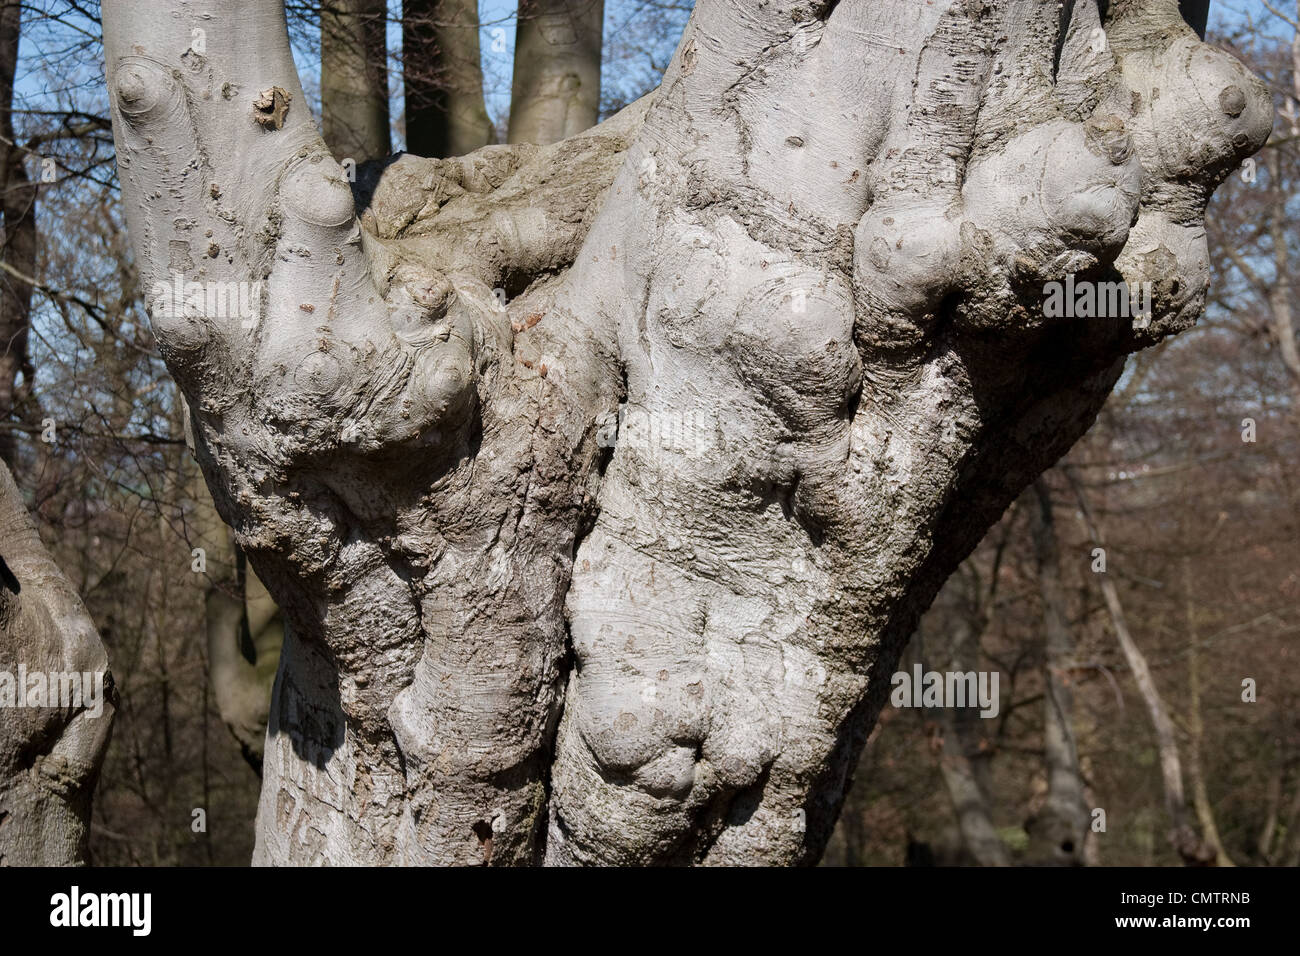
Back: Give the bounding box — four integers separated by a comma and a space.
99, 0, 1270, 865
0, 461, 115, 865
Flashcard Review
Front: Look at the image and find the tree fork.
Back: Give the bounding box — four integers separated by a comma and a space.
101, 0, 1270, 865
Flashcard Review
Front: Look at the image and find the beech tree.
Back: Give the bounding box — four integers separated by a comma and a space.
321, 0, 392, 163
508, 0, 605, 145
97, 0, 1271, 865
403, 0, 495, 156
0, 461, 115, 865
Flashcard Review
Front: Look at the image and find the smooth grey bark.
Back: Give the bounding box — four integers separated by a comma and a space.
101, 0, 1270, 865
507, 0, 604, 145
1266, 153, 1300, 406
1213, 147, 1300, 409
321, 0, 392, 164
0, 460, 115, 865
1280, 8, 1300, 403
1025, 478, 1088, 865
403, 0, 493, 157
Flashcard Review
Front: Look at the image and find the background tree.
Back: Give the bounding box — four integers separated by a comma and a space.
0, 0, 38, 468
507, 0, 603, 144
321, 0, 391, 163
403, 0, 494, 155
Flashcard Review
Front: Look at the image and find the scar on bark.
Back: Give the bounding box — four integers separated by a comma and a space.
253, 87, 291, 130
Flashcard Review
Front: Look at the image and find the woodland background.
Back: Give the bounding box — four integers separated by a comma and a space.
1, 0, 1297, 866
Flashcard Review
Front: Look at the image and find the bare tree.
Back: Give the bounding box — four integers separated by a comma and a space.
1068, 469, 1214, 863
96, 0, 1270, 865
925, 568, 1010, 866
1025, 478, 1088, 865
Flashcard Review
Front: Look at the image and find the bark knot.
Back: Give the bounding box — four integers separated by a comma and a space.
253, 87, 291, 130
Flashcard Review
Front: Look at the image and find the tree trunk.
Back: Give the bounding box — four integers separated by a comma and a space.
927, 580, 1009, 866
0, 460, 116, 865
1025, 478, 1089, 864
0, 0, 37, 469
1256, 755, 1283, 862
1068, 471, 1212, 864
321, 0, 392, 164
403, 0, 493, 157
1275, 7, 1300, 405
1266, 154, 1300, 407
1182, 555, 1233, 865
100, 0, 1270, 865
507, 0, 604, 145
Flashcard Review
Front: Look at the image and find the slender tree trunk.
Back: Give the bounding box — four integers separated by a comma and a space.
0, 0, 37, 469
0, 460, 116, 865
1025, 478, 1088, 865
403, 0, 493, 157
100, 0, 1270, 865
1262, 8, 1300, 407
321, 0, 392, 164
927, 583, 1009, 866
1182, 556, 1233, 866
507, 0, 604, 145
1280, 780, 1300, 866
1068, 471, 1211, 864
1256, 756, 1283, 862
